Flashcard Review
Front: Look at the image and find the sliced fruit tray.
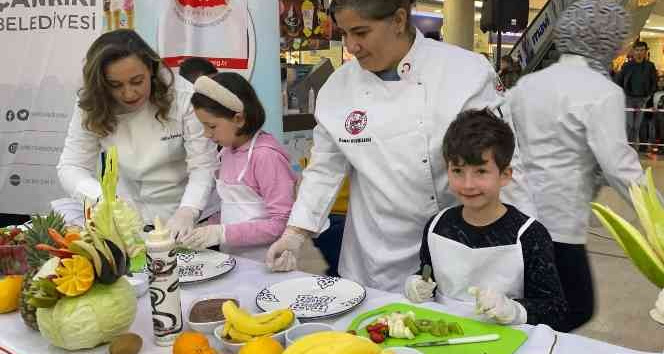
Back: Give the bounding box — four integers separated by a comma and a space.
347, 303, 528, 354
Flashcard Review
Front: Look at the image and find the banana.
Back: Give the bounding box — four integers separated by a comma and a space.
254, 309, 292, 324
283, 331, 382, 354
221, 321, 231, 338
228, 325, 255, 342
222, 300, 294, 336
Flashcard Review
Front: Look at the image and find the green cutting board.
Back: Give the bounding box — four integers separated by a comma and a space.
347, 303, 527, 354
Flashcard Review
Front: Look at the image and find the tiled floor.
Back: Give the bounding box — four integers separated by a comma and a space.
298, 157, 664, 352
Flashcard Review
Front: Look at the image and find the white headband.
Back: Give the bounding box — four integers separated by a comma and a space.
193, 75, 244, 113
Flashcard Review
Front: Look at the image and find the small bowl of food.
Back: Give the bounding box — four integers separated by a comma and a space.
187, 295, 238, 334
285, 322, 335, 346
213, 308, 298, 353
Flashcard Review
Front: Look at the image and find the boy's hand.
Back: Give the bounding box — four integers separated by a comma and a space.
404, 275, 436, 303
468, 287, 527, 325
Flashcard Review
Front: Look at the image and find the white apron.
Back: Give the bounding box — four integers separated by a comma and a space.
428, 207, 534, 314
217, 133, 268, 261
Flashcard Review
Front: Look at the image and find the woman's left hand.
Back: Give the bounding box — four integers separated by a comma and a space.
167, 207, 200, 240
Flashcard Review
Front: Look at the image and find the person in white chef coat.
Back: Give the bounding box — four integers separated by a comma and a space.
265, 0, 536, 292
57, 29, 218, 238
507, 1, 644, 331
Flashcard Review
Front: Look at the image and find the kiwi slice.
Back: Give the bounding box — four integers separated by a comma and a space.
429, 320, 441, 336
404, 317, 419, 336
448, 322, 464, 335
437, 319, 449, 336
414, 319, 433, 333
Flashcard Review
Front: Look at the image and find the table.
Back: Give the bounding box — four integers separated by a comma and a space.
0, 257, 658, 354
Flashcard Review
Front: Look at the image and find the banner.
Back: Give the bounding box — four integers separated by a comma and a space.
279, 0, 333, 51
0, 1, 102, 214
514, 0, 576, 69
157, 0, 255, 77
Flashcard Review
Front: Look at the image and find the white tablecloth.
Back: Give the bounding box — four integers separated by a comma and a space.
0, 257, 657, 354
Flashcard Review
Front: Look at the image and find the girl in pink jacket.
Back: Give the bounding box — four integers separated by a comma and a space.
180, 72, 297, 263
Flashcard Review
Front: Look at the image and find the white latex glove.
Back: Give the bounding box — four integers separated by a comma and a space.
404, 275, 436, 303
178, 224, 225, 250
265, 227, 309, 272
468, 287, 527, 325
166, 206, 200, 240
74, 179, 102, 202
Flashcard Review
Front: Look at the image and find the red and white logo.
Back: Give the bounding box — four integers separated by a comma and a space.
345, 110, 368, 135
178, 0, 227, 7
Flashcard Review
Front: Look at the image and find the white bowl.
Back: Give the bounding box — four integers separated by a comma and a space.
213, 313, 299, 353
285, 322, 335, 346
187, 295, 238, 334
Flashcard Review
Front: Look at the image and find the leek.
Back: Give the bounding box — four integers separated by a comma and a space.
590, 167, 664, 288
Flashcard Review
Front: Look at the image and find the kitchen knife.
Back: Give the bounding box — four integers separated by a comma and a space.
406, 334, 500, 347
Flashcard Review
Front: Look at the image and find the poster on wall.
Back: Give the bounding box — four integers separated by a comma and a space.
0, 1, 102, 214
279, 0, 333, 51
104, 0, 135, 31
157, 0, 256, 78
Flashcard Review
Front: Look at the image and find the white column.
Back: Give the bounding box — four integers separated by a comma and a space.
443, 0, 475, 50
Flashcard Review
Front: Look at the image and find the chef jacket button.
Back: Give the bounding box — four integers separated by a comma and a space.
422, 159, 428, 163
430, 196, 435, 201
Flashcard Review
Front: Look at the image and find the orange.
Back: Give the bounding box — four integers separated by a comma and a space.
52, 255, 94, 297
239, 336, 284, 354
173, 331, 214, 354
0, 275, 23, 313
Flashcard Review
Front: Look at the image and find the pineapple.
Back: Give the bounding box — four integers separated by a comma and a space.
18, 211, 65, 330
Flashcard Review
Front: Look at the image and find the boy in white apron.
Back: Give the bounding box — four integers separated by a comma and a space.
178, 73, 297, 262
404, 109, 568, 331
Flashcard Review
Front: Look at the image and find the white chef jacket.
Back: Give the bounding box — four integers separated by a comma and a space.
57, 74, 217, 224
508, 54, 644, 244
289, 30, 537, 292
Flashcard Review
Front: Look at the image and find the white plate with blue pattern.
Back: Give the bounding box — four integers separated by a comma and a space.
255, 276, 366, 320
139, 249, 236, 284
176, 249, 236, 284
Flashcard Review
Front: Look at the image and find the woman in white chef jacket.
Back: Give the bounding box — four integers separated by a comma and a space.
57, 29, 217, 238
265, 0, 536, 292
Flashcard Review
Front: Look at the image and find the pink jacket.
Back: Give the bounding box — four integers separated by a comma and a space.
216, 132, 297, 247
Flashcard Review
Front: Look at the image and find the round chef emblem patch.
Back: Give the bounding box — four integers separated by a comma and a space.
400, 62, 411, 75
345, 110, 368, 135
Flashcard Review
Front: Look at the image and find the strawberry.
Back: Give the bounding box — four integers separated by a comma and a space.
369, 331, 385, 343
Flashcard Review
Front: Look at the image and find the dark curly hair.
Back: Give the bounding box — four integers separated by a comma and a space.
443, 108, 515, 172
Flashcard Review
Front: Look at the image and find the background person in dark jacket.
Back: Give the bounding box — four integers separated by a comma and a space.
615, 41, 658, 147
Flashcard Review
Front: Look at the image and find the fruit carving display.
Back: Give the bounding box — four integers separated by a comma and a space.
219, 300, 295, 343
20, 147, 145, 350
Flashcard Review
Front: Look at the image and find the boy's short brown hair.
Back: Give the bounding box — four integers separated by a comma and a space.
443, 108, 515, 171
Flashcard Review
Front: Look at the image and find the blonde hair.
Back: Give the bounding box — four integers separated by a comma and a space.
78, 29, 173, 137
